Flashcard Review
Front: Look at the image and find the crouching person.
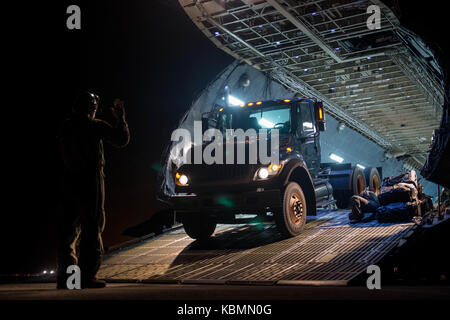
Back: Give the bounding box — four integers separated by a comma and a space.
349, 190, 380, 223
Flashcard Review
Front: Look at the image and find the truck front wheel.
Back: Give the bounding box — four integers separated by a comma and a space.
182, 214, 217, 241
275, 182, 307, 237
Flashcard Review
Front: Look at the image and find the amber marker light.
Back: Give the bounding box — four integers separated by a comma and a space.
219, 108, 224, 112
256, 101, 262, 105
283, 99, 291, 103
240, 104, 246, 108
318, 107, 324, 120
248, 102, 254, 106
286, 147, 292, 152
268, 163, 282, 173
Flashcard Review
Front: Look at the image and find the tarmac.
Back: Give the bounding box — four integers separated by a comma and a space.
1, 282, 449, 300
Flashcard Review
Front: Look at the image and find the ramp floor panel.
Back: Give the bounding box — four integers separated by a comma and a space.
98, 210, 414, 285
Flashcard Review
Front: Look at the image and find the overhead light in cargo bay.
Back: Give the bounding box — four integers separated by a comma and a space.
228, 95, 245, 106
356, 164, 366, 169
329, 153, 344, 163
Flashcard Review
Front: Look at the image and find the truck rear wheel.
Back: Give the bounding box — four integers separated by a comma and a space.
182, 214, 216, 240
275, 182, 307, 238
332, 166, 366, 208
364, 167, 381, 195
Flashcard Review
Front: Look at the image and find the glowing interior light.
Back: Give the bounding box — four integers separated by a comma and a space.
330, 153, 344, 163
228, 95, 245, 106
356, 164, 366, 169
258, 168, 269, 179
219, 108, 224, 112
256, 101, 262, 105
258, 118, 274, 128
248, 102, 254, 106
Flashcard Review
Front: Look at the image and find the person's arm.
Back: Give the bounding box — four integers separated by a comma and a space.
95, 99, 130, 148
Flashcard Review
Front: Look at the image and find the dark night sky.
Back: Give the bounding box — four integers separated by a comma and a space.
2, 0, 448, 274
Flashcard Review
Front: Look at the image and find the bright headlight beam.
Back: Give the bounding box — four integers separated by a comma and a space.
228, 95, 245, 106
258, 168, 269, 179
258, 118, 274, 128
329, 153, 344, 163
179, 174, 188, 185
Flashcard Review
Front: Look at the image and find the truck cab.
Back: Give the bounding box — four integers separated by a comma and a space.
169, 98, 377, 240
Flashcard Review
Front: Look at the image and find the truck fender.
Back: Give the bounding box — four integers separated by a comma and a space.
281, 159, 317, 216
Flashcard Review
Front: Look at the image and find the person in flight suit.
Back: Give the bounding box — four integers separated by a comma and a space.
57, 92, 130, 289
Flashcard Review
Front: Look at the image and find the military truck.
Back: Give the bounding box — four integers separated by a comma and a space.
169, 98, 381, 239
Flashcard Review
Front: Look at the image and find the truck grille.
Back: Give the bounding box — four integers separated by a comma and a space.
182, 164, 255, 183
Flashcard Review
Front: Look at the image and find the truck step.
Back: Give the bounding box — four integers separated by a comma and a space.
316, 198, 337, 208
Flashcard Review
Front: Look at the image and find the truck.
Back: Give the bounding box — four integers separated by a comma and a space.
168, 98, 381, 240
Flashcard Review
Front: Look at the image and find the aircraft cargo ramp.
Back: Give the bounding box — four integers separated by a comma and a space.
97, 210, 418, 285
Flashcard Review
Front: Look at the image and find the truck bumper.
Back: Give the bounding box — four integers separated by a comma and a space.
170, 189, 282, 214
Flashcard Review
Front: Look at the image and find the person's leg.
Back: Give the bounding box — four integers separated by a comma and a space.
78, 172, 105, 287
57, 177, 81, 289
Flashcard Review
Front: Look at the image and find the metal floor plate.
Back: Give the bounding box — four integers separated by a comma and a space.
98, 210, 414, 285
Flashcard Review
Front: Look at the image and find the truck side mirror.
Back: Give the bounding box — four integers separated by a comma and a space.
315, 102, 326, 132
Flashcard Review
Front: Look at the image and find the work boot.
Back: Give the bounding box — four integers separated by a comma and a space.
81, 278, 106, 289
349, 196, 364, 223
349, 208, 364, 223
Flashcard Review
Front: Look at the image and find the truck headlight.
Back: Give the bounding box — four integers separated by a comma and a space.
254, 162, 284, 180
175, 172, 189, 186
258, 168, 269, 179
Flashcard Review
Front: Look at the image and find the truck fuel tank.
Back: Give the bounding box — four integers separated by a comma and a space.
314, 179, 333, 203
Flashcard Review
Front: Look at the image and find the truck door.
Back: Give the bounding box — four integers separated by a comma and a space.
296, 101, 321, 174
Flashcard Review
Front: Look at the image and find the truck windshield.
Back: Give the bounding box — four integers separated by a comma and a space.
217, 105, 291, 134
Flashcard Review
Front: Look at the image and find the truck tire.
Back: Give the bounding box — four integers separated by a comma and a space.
364, 167, 381, 195
182, 214, 216, 241
275, 182, 307, 237
333, 166, 366, 209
